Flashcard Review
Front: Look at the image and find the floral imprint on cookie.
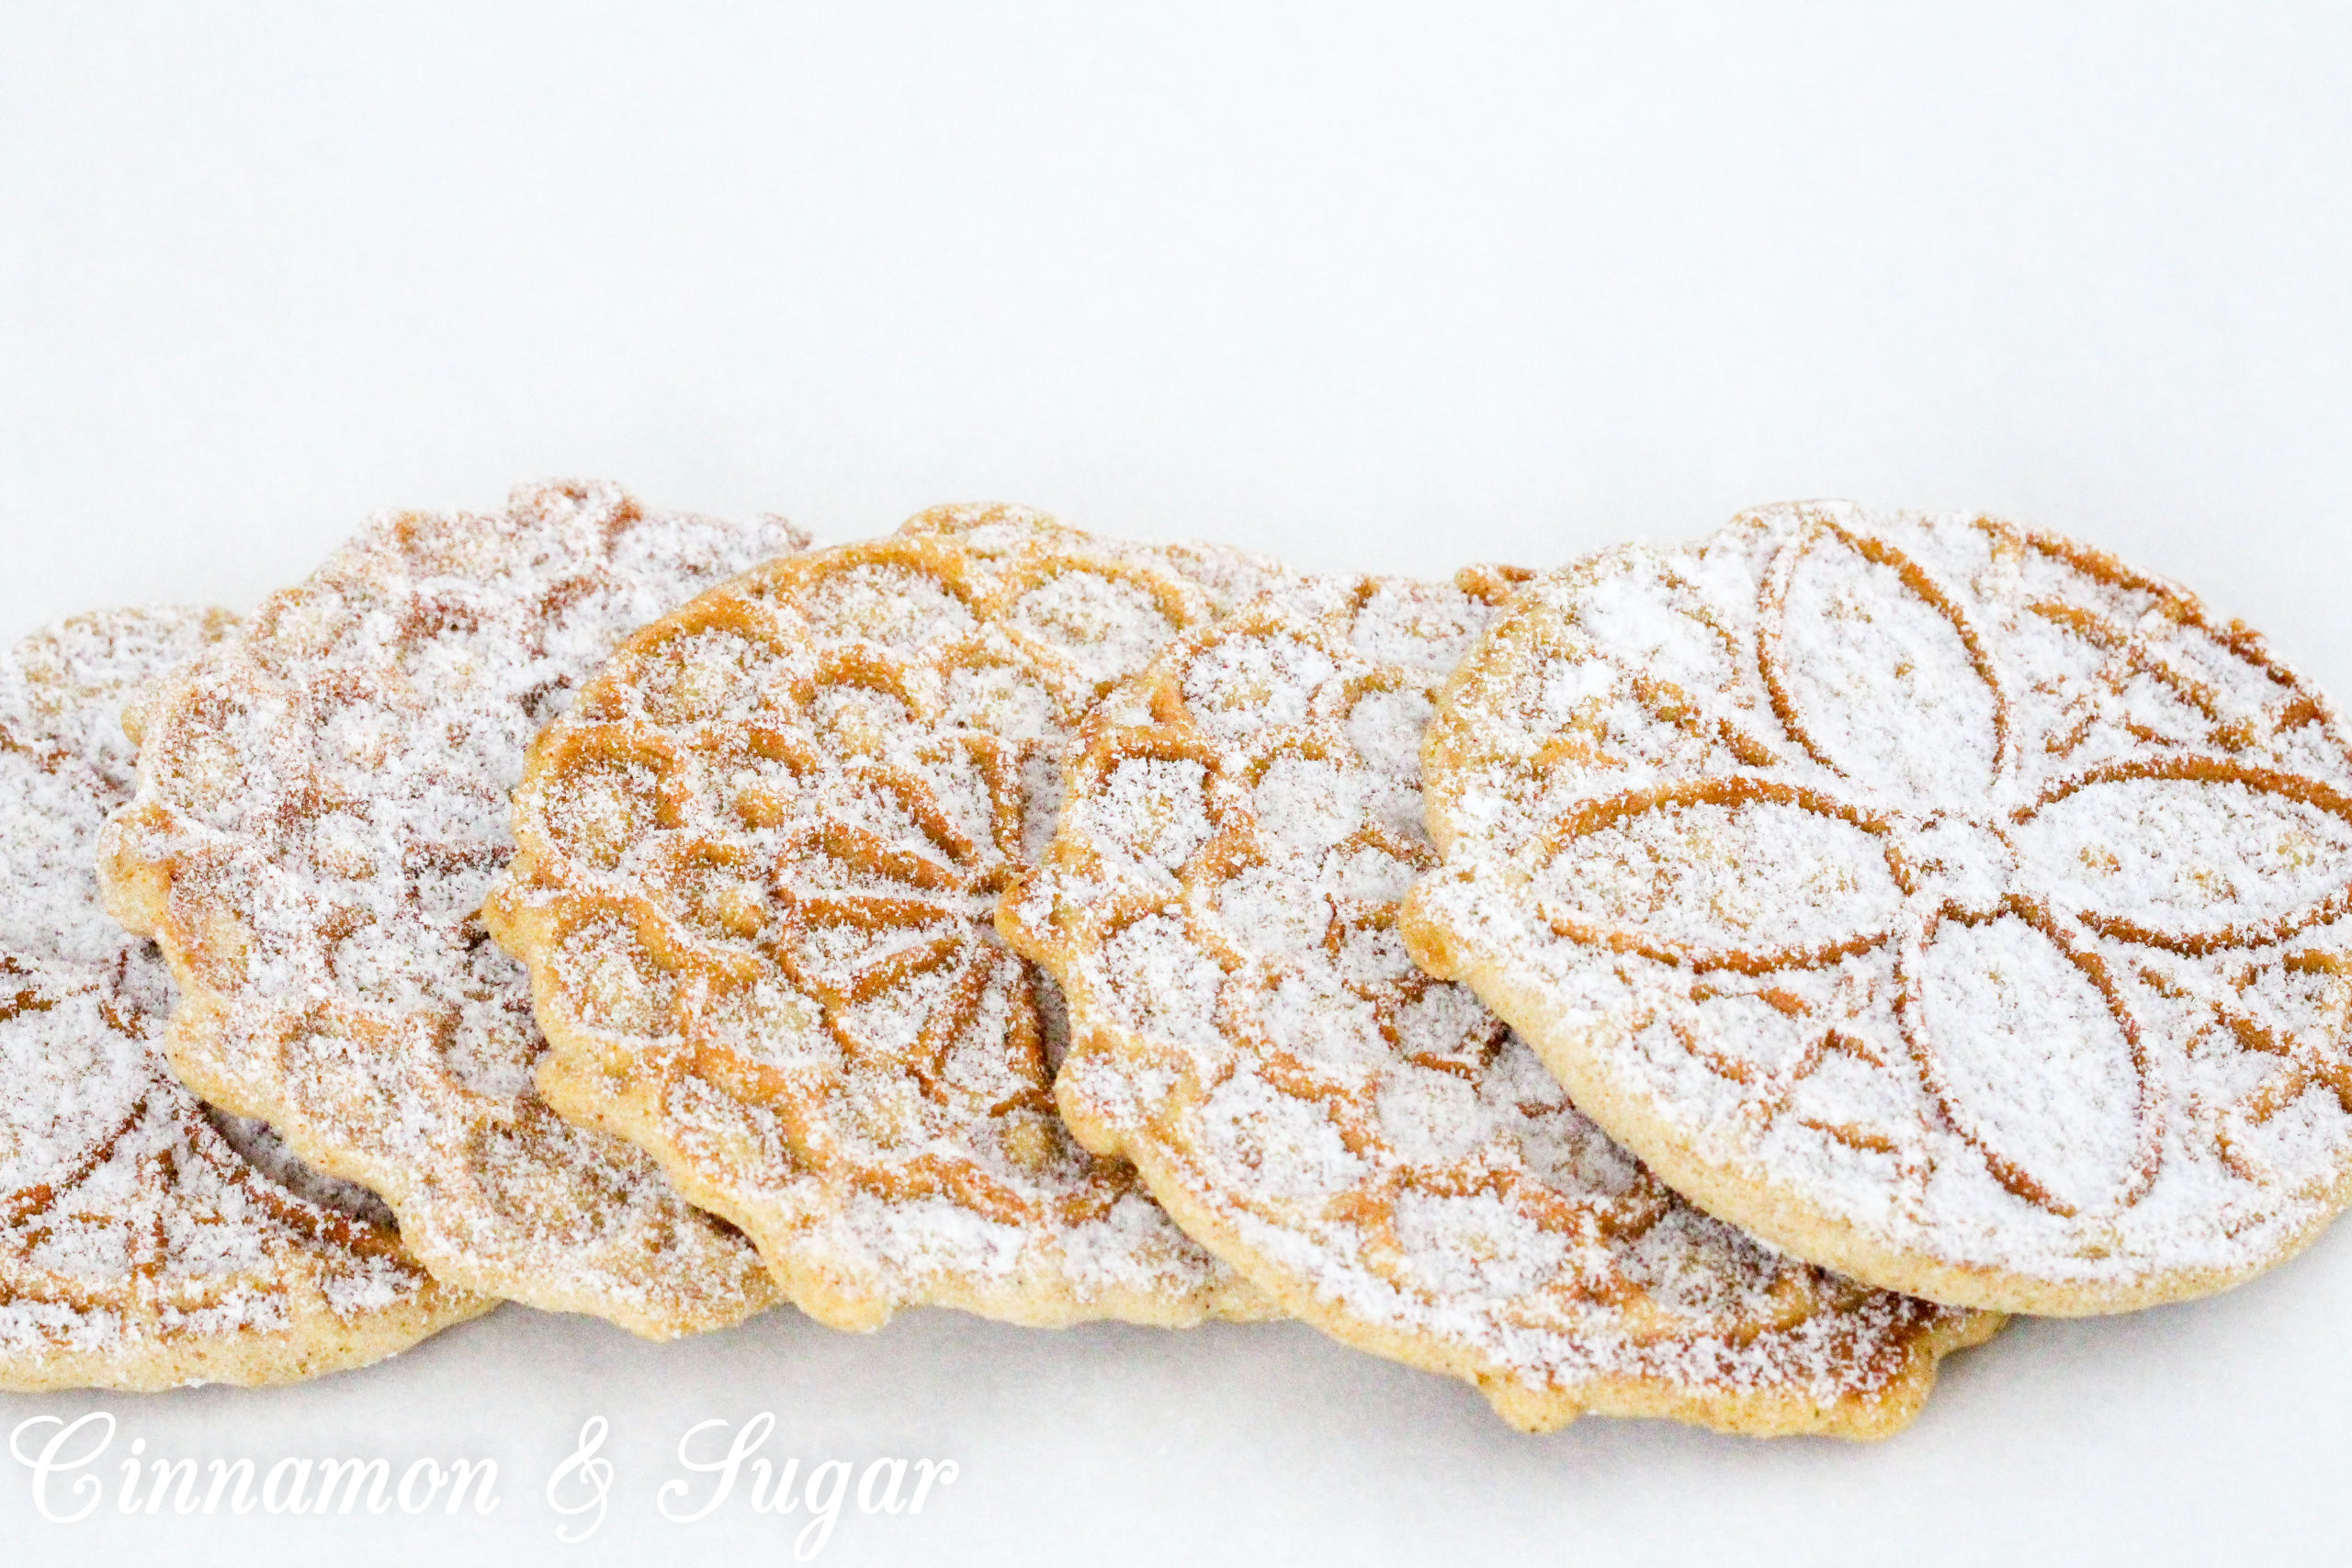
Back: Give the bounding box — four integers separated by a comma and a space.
1407, 501, 2352, 1314
489, 505, 1292, 1331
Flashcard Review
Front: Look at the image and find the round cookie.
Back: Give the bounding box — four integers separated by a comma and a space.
99, 482, 787, 1337
1406, 501, 2352, 1314
1001, 573, 1997, 1436
488, 505, 1289, 1330
4, 608, 491, 1390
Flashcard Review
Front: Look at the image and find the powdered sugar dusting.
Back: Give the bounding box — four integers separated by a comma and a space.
98, 482, 791, 1337
2, 609, 483, 1390
492, 504, 1289, 1330
1005, 573, 1990, 1434
1412, 502, 2352, 1310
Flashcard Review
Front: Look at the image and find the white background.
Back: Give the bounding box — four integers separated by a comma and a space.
5, 5, 2351, 1564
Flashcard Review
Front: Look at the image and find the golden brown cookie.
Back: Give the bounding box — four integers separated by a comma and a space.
488, 505, 1289, 1330
1407, 502, 2352, 1314
1001, 573, 1997, 1436
4, 609, 490, 1390
99, 482, 788, 1337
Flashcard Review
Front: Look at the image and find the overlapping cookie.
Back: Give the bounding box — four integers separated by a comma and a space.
99, 482, 788, 1337
1001, 573, 1997, 1435
4, 609, 490, 1390
488, 505, 1289, 1330
1406, 502, 2352, 1314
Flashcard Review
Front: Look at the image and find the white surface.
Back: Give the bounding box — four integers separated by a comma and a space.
4, 5, 2350, 1563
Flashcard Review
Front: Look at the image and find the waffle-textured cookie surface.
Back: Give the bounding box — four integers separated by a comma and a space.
4, 608, 490, 1390
489, 505, 1288, 1329
1001, 573, 1997, 1435
99, 482, 788, 1337
1407, 502, 2352, 1314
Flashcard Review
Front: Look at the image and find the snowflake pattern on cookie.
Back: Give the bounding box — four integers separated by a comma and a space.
1408, 502, 2352, 1313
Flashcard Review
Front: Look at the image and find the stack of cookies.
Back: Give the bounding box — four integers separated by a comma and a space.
8, 482, 2346, 1440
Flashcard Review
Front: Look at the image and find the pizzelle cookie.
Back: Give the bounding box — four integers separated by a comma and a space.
1000, 573, 1997, 1436
1406, 501, 2352, 1314
488, 505, 1289, 1330
3, 608, 490, 1390
99, 482, 789, 1337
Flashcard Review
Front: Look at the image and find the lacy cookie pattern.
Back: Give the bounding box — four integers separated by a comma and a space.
1004, 573, 1995, 1435
100, 483, 787, 1337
